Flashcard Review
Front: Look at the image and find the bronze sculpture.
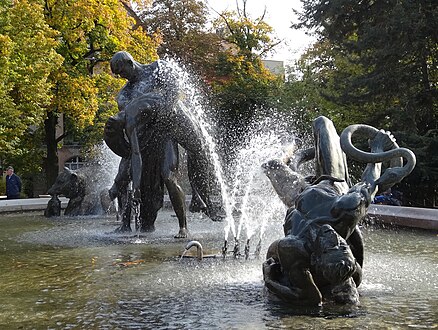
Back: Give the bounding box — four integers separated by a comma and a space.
104, 51, 218, 237
263, 116, 416, 305
46, 167, 113, 216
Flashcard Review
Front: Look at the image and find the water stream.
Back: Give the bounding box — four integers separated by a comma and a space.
160, 60, 300, 256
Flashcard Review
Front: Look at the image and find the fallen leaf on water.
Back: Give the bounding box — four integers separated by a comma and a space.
113, 260, 145, 267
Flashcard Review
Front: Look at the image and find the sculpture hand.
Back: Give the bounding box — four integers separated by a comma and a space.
369, 129, 397, 152
277, 269, 322, 305
262, 257, 282, 281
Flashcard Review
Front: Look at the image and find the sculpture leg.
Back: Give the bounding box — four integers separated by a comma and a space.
159, 139, 188, 237
187, 153, 221, 220
110, 158, 131, 232
262, 159, 307, 208
187, 154, 209, 212
156, 101, 221, 220
44, 195, 61, 217
139, 178, 163, 232
64, 197, 83, 216
118, 197, 132, 232
127, 127, 142, 199
347, 227, 364, 269
139, 203, 160, 232
188, 183, 207, 213
138, 150, 164, 233
165, 176, 188, 238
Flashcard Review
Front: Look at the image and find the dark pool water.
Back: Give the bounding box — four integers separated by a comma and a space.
0, 211, 437, 329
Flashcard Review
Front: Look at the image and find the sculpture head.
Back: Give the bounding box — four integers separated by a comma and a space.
47, 167, 84, 199
328, 182, 370, 237
261, 159, 305, 208
110, 51, 137, 80
311, 224, 357, 284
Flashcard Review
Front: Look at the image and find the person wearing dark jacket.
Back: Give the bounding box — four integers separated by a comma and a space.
6, 166, 21, 199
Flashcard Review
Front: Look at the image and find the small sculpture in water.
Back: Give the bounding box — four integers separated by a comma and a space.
46, 167, 113, 216
104, 51, 219, 238
263, 116, 416, 305
44, 194, 61, 217
184, 240, 204, 260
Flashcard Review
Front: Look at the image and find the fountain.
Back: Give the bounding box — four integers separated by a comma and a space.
2, 54, 436, 328
1, 208, 436, 328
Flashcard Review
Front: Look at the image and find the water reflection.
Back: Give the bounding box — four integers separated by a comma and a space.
0, 212, 436, 329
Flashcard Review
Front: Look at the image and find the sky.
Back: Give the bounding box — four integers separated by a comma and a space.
206, 0, 316, 63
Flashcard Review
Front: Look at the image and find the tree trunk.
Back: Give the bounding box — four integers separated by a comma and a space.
44, 111, 59, 190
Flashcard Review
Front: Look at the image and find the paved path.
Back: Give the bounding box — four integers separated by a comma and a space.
0, 196, 437, 230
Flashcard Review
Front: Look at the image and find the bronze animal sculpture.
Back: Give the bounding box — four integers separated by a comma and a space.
47, 167, 113, 216
262, 116, 415, 305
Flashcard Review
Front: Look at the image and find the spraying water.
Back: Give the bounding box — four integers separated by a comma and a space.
159, 60, 235, 234
95, 58, 299, 255
223, 119, 295, 254
158, 59, 305, 256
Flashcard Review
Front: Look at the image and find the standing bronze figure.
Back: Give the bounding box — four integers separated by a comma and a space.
104, 51, 218, 237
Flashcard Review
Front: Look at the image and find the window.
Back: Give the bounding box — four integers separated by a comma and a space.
65, 156, 84, 170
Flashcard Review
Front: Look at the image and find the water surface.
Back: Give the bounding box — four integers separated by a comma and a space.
0, 211, 436, 329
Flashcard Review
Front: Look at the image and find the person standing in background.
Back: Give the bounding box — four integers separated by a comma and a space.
6, 166, 21, 199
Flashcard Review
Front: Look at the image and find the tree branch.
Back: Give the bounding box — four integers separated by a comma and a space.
120, 0, 143, 30
56, 132, 68, 143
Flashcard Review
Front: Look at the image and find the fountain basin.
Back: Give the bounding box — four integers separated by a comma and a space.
368, 204, 438, 230
2, 198, 437, 231
0, 210, 436, 329
0, 197, 69, 213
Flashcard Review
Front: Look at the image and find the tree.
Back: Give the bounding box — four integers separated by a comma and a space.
281, 40, 378, 131
211, 1, 283, 139
214, 0, 280, 59
0, 0, 160, 189
295, 0, 437, 134
294, 0, 438, 206
139, 0, 223, 78
0, 0, 62, 173
42, 0, 161, 187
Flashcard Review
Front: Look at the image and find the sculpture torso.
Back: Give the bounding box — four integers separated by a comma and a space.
285, 180, 365, 240
117, 62, 161, 112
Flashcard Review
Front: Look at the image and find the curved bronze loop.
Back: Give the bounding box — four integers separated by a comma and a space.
340, 124, 416, 190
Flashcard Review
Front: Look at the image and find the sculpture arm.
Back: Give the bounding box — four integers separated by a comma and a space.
104, 111, 130, 159
341, 125, 415, 197
123, 92, 163, 119
352, 261, 362, 287
122, 92, 166, 198
263, 258, 322, 305
361, 130, 395, 195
